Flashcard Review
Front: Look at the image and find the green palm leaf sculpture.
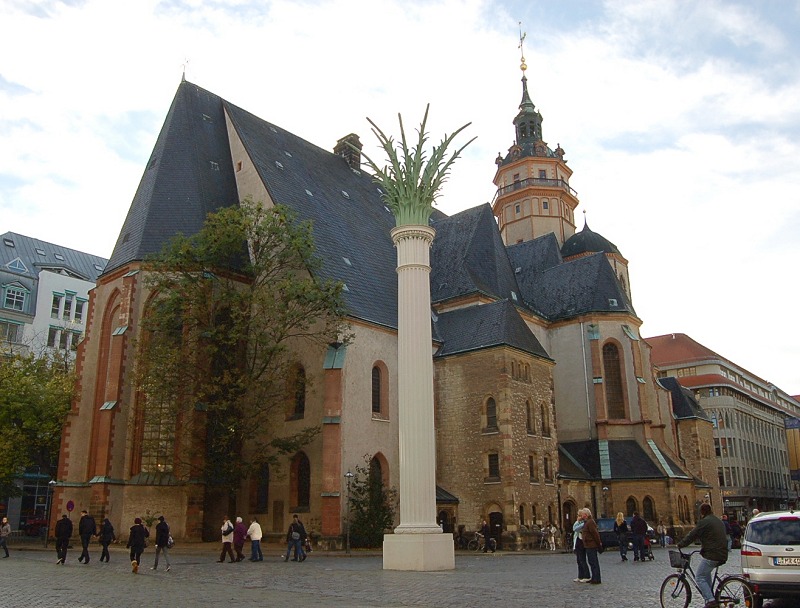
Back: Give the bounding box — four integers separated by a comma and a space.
357, 105, 475, 226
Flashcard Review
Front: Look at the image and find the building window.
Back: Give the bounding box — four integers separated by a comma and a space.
63, 294, 73, 319
543, 455, 551, 481
292, 452, 311, 510
74, 300, 85, 323
625, 497, 637, 517
542, 200, 549, 210
603, 342, 626, 419
70, 331, 82, 350
51, 294, 62, 318
3, 286, 26, 311
59, 330, 69, 350
288, 364, 306, 419
485, 397, 498, 431
515, 203, 521, 215
529, 454, 538, 481
541, 402, 550, 437
372, 366, 382, 413
526, 401, 533, 434
643, 496, 655, 521
487, 453, 500, 479
0, 320, 23, 343
47, 327, 58, 348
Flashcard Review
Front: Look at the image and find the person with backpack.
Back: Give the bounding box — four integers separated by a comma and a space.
284, 514, 307, 562
218, 516, 236, 563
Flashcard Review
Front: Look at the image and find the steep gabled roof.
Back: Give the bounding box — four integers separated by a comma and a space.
519, 252, 635, 321
433, 299, 551, 359
507, 232, 563, 277
106, 82, 240, 274
430, 204, 521, 305
560, 439, 689, 480
224, 100, 405, 329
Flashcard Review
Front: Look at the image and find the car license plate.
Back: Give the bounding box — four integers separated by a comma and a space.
773, 557, 800, 566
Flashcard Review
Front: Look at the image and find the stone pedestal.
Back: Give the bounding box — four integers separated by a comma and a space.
383, 224, 454, 571
383, 531, 455, 571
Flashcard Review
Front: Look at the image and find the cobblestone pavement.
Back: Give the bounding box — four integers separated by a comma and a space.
1, 543, 794, 608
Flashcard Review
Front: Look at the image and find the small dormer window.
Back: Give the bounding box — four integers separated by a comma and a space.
210, 161, 219, 171
341, 190, 350, 199
6, 258, 27, 273
3, 238, 14, 247
305, 189, 313, 197
275, 161, 284, 169
35, 248, 46, 256
54, 253, 65, 261
608, 298, 618, 307
269, 126, 278, 133
284, 151, 292, 158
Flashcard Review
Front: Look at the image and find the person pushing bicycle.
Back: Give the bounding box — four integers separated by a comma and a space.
676, 503, 728, 608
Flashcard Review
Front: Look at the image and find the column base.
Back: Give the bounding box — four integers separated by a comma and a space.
382, 532, 455, 571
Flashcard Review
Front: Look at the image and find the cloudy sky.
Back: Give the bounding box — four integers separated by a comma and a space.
1, 0, 799, 395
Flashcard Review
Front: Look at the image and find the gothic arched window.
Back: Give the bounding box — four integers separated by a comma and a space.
603, 342, 626, 419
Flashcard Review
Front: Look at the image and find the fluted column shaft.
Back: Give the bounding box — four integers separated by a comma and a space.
391, 224, 439, 533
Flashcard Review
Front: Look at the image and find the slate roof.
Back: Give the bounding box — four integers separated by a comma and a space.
657, 376, 711, 421
105, 79, 639, 338
559, 439, 690, 481
1, 231, 108, 282
561, 221, 621, 258
433, 299, 550, 360
516, 252, 635, 321
105, 82, 240, 274
430, 204, 522, 305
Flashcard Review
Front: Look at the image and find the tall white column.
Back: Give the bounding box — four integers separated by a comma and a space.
383, 224, 454, 570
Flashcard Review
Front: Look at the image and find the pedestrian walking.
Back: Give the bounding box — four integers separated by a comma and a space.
55, 514, 73, 564
581, 508, 603, 584
98, 517, 115, 562
233, 516, 247, 562
247, 517, 263, 561
77, 509, 97, 564
630, 511, 647, 561
126, 517, 149, 573
0, 517, 10, 558
151, 515, 171, 571
613, 512, 629, 561
547, 522, 557, 551
480, 519, 494, 553
218, 516, 236, 563
572, 511, 589, 583
284, 514, 307, 562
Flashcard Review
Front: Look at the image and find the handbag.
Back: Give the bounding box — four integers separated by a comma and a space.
291, 531, 300, 540
167, 535, 175, 549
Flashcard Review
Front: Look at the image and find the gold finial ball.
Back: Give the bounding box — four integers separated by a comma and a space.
520, 59, 527, 71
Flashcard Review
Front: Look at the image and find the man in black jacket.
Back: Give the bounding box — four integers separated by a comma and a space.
55, 514, 73, 565
630, 511, 648, 562
78, 510, 97, 564
677, 503, 728, 608
151, 515, 171, 571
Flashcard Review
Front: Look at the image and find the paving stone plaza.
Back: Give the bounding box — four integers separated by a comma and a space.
1, 543, 792, 607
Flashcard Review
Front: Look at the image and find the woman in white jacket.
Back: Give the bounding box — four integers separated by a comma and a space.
218, 516, 236, 563
247, 517, 263, 561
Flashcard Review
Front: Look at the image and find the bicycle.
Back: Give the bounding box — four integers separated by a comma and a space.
466, 532, 496, 552
660, 548, 755, 608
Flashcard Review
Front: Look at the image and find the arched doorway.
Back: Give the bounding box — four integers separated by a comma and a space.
489, 511, 503, 550
562, 500, 577, 543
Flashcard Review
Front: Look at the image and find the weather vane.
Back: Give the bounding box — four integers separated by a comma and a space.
518, 21, 527, 73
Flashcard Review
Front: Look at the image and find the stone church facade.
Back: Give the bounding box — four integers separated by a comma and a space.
52, 62, 718, 546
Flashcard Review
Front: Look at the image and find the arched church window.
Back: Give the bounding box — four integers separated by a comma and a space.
288, 363, 306, 419
603, 342, 626, 419
526, 401, 533, 434
540, 402, 550, 437
626, 496, 637, 517
485, 397, 498, 431
292, 452, 311, 510
643, 496, 655, 521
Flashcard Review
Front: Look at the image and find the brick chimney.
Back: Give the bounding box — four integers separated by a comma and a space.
334, 133, 362, 170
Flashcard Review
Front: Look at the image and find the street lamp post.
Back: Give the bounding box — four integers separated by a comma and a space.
344, 470, 354, 555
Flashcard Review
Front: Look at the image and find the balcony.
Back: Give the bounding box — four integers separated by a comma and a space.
496, 177, 578, 198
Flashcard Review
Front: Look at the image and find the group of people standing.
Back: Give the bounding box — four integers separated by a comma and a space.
218, 515, 264, 562
571, 507, 602, 585
52, 510, 171, 574
612, 511, 651, 562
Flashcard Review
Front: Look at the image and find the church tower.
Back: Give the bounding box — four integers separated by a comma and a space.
492, 33, 578, 247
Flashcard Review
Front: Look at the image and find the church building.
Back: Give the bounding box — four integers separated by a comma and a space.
53, 57, 718, 546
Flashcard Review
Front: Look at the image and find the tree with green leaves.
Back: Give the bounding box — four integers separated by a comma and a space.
347, 455, 398, 548
0, 351, 74, 497
136, 199, 349, 499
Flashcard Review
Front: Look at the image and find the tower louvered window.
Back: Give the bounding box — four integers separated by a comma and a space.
603, 343, 625, 419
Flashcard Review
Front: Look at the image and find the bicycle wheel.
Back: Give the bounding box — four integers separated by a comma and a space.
659, 573, 691, 608
715, 576, 755, 608
467, 539, 479, 551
